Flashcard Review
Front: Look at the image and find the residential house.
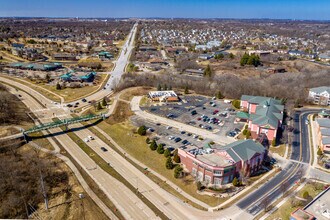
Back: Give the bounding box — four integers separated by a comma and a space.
178, 140, 266, 186
319, 51, 330, 62
184, 69, 204, 77
53, 53, 77, 61
308, 86, 330, 106
236, 95, 284, 142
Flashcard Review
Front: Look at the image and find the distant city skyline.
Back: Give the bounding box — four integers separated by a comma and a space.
0, 0, 329, 20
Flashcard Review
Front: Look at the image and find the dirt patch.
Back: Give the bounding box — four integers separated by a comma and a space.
106, 101, 134, 125
120, 86, 152, 101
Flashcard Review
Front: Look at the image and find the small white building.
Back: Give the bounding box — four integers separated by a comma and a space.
308, 86, 330, 106
148, 90, 179, 102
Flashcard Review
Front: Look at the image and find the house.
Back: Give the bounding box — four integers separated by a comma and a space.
308, 87, 330, 106
290, 187, 330, 220
60, 72, 96, 83
198, 54, 213, 60
316, 118, 330, 153
288, 50, 305, 57
184, 69, 204, 77
12, 43, 25, 48
7, 62, 62, 71
319, 51, 330, 62
147, 58, 168, 65
148, 91, 179, 102
98, 51, 113, 59
80, 72, 96, 82
139, 46, 157, 52
236, 95, 284, 142
52, 53, 77, 61
178, 140, 266, 186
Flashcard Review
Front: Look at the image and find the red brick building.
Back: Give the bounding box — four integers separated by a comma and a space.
178, 140, 266, 186
237, 95, 284, 142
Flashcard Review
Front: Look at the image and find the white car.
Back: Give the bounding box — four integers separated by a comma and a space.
88, 135, 94, 140
84, 138, 90, 143
166, 126, 172, 130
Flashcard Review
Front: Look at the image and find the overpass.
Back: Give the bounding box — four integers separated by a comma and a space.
0, 113, 107, 143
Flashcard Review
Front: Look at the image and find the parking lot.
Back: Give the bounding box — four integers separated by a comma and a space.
141, 95, 244, 138
131, 115, 216, 152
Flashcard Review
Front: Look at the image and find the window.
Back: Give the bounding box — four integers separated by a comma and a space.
214, 170, 222, 175
214, 178, 222, 185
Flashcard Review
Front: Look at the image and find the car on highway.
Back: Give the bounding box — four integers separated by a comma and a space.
82, 98, 87, 102
100, 147, 108, 152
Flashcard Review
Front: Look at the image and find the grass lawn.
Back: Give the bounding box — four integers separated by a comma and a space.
266, 182, 325, 220
97, 120, 226, 207
139, 96, 151, 107
270, 144, 286, 157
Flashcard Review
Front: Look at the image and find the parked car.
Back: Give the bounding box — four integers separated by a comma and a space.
174, 137, 182, 143
82, 98, 87, 102
166, 126, 172, 129
191, 110, 197, 115
100, 147, 108, 152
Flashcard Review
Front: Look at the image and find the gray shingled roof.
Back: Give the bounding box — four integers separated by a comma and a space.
223, 140, 265, 162
309, 86, 330, 94
317, 118, 330, 128
321, 128, 330, 137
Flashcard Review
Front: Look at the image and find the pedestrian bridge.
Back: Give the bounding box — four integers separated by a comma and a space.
24, 113, 106, 135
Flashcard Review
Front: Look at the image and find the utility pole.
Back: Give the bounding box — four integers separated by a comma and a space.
39, 169, 49, 210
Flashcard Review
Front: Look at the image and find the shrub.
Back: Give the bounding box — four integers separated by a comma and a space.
242, 129, 247, 135
302, 191, 309, 199
196, 181, 204, 191
146, 137, 150, 144
317, 148, 323, 156
232, 100, 241, 109
246, 130, 251, 139
232, 177, 239, 186
137, 125, 147, 136
272, 139, 276, 147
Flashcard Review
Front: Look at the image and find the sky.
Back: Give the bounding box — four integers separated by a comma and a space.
0, 0, 329, 20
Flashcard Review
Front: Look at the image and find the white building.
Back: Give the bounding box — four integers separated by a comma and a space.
308, 86, 330, 106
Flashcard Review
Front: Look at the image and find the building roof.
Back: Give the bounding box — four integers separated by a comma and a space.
304, 187, 330, 220
222, 140, 265, 162
322, 137, 330, 145
290, 208, 315, 220
310, 86, 330, 95
239, 95, 284, 128
317, 118, 330, 128
321, 129, 330, 137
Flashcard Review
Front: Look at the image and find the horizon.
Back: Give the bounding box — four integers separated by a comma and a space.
1, 0, 330, 20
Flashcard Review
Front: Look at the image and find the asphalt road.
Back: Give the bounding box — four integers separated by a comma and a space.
65, 23, 138, 108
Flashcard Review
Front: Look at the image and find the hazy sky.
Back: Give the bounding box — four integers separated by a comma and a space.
0, 0, 329, 20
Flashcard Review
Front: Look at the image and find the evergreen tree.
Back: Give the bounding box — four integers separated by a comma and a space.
164, 148, 171, 157
232, 177, 239, 186
216, 91, 224, 99
157, 84, 162, 91
246, 130, 251, 139
240, 53, 249, 66
157, 144, 165, 154
150, 140, 157, 151
184, 86, 189, 94
165, 157, 174, 169
146, 137, 150, 144
97, 102, 102, 110
56, 83, 61, 90
137, 125, 147, 136
203, 64, 212, 77
229, 53, 235, 59
174, 166, 183, 179
102, 97, 107, 107
164, 84, 168, 90
173, 154, 181, 163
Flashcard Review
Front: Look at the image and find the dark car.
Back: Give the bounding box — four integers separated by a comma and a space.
191, 110, 197, 115
182, 140, 188, 145
82, 98, 87, 102
180, 131, 186, 134
156, 123, 161, 126
67, 104, 73, 107
174, 137, 182, 143
100, 147, 108, 152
